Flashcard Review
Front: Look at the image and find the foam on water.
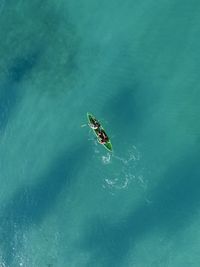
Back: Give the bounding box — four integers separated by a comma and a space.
97, 145, 146, 193
102, 153, 111, 164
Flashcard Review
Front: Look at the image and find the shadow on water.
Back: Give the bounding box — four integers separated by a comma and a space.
107, 88, 138, 128
8, 53, 40, 83
103, 84, 161, 141
79, 147, 200, 267
0, 143, 88, 266
0, 51, 40, 132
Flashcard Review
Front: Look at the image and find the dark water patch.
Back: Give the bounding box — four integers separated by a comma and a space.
0, 143, 88, 266
0, 51, 40, 132
29, 0, 81, 95
0, 0, 80, 97
8, 52, 39, 83
79, 147, 200, 266
103, 82, 161, 145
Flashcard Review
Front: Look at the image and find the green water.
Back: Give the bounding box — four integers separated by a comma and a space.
0, 0, 200, 266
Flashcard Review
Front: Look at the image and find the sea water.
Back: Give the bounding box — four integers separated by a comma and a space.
0, 0, 200, 266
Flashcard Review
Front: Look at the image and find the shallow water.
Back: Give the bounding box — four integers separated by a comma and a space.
0, 0, 200, 266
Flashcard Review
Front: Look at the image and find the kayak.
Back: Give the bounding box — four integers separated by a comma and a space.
87, 112, 112, 152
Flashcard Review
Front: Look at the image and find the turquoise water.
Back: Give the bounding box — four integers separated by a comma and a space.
0, 0, 200, 266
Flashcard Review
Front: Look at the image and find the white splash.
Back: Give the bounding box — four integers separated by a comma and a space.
101, 153, 111, 164
102, 145, 143, 192
104, 176, 130, 189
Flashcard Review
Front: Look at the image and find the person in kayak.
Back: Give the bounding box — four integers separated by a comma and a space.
97, 129, 109, 144
89, 118, 100, 130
